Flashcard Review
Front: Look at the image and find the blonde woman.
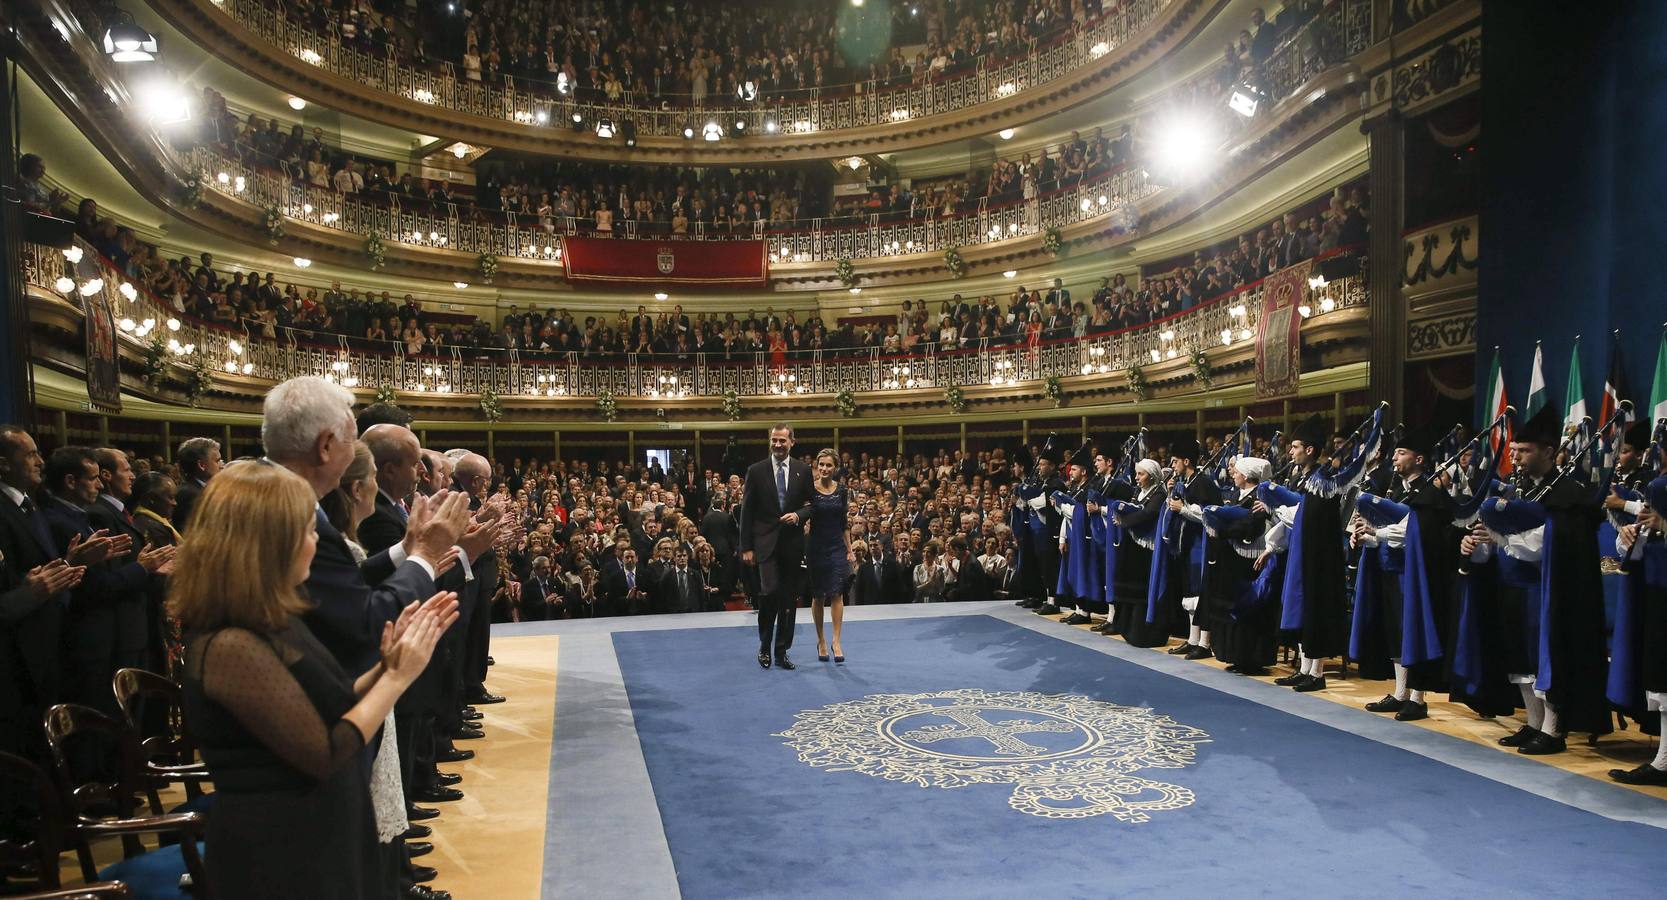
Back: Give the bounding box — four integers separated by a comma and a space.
805, 449, 851, 662
173, 462, 457, 900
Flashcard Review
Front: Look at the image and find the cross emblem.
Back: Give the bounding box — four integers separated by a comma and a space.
899, 708, 1077, 756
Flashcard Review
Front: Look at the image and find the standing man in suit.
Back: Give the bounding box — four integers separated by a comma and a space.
452, 453, 505, 709
0, 425, 88, 759
700, 495, 738, 598
945, 536, 994, 602
739, 424, 813, 669
87, 448, 171, 679
171, 437, 222, 533
658, 545, 703, 615
880, 532, 915, 604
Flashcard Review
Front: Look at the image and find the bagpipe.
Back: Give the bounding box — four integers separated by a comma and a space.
1308, 401, 1389, 499
1270, 430, 1295, 484
1618, 416, 1667, 572
1520, 400, 1633, 503
1435, 407, 1514, 527
1202, 417, 1255, 493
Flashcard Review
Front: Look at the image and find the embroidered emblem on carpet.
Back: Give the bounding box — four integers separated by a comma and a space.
777, 689, 1210, 821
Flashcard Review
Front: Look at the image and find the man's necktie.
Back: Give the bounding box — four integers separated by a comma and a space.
678, 570, 688, 602
626, 570, 635, 592
776, 461, 787, 508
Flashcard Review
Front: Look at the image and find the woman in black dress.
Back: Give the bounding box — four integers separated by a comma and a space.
806, 449, 851, 662
172, 462, 457, 900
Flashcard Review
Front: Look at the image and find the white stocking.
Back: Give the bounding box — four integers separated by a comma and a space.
1519, 684, 1544, 731
1653, 713, 1667, 771
1392, 663, 1409, 702
1409, 690, 1426, 703
1540, 702, 1561, 738
1198, 629, 1211, 649
1188, 624, 1202, 645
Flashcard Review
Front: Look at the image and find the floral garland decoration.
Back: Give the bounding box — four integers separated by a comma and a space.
1044, 374, 1065, 407
834, 256, 857, 288
1042, 226, 1064, 257
365, 233, 387, 271
186, 358, 214, 406
943, 246, 967, 279
479, 387, 503, 422
181, 172, 205, 209
722, 389, 743, 421
373, 384, 399, 405
142, 335, 169, 390
478, 253, 499, 284
835, 389, 858, 418
596, 390, 618, 422
944, 385, 967, 413
263, 205, 285, 244
1127, 364, 1150, 401
1190, 348, 1214, 389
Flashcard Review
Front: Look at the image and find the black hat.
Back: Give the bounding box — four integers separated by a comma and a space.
1169, 435, 1200, 461
1290, 413, 1327, 449
1012, 445, 1035, 468
1068, 443, 1094, 469
1515, 404, 1562, 447
1623, 421, 1651, 452
1393, 423, 1436, 458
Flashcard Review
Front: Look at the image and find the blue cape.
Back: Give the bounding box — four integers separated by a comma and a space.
1346, 493, 1444, 666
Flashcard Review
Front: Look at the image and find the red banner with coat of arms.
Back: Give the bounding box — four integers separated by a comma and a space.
559, 237, 769, 288
1255, 260, 1308, 398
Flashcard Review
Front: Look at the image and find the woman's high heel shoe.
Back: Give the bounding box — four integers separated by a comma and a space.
832, 645, 845, 664
817, 644, 830, 662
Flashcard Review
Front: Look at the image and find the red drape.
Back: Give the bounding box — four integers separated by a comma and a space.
561, 237, 769, 288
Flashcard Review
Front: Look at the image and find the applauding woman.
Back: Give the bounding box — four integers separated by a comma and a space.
172, 462, 458, 900
806, 449, 851, 662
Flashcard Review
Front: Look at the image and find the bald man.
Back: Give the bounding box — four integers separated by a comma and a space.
451, 453, 505, 709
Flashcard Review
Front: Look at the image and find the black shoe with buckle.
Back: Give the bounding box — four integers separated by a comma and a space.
1274, 672, 1307, 686
1293, 674, 1327, 692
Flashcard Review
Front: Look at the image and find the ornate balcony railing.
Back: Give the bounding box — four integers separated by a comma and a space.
175, 145, 1155, 265
203, 0, 1172, 139
25, 238, 1367, 405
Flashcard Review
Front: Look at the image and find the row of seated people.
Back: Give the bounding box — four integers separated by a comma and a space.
0, 394, 515, 899
273, 0, 1111, 105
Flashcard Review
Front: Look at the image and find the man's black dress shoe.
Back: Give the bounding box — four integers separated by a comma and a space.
436, 771, 462, 786
406, 804, 440, 821
1365, 694, 1406, 713
1273, 672, 1307, 686
436, 748, 475, 763
1293, 674, 1327, 692
1609, 763, 1667, 786
1062, 612, 1092, 625
1167, 643, 1195, 655
416, 786, 464, 803
1035, 603, 1061, 616
407, 841, 434, 858
1091, 621, 1116, 634
1497, 725, 1537, 747
449, 726, 484, 741
487, 656, 495, 666
468, 691, 506, 705
1518, 732, 1566, 755
1014, 597, 1034, 607
1394, 701, 1429, 722
409, 864, 438, 884
758, 651, 772, 669
461, 708, 483, 721
775, 655, 796, 670
1184, 645, 1214, 661
403, 824, 431, 840
405, 885, 450, 900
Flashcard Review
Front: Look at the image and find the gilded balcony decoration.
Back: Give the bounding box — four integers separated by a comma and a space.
1403, 213, 1477, 362
146, 0, 1218, 163
23, 238, 1370, 422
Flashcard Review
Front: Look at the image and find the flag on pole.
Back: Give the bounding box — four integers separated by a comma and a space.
1652, 328, 1667, 424
1563, 336, 1587, 435
1485, 347, 1513, 476
1598, 331, 1631, 429
1524, 340, 1548, 421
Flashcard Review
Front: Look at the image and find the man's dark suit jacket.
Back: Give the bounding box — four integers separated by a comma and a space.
877, 551, 914, 604
947, 556, 994, 602
656, 565, 704, 615
41, 495, 150, 674
519, 576, 564, 621
850, 559, 883, 605
0, 493, 64, 754
738, 455, 813, 596
599, 565, 644, 617
699, 508, 737, 557
304, 506, 435, 672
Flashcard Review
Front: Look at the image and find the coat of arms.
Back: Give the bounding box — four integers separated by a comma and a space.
656, 246, 675, 274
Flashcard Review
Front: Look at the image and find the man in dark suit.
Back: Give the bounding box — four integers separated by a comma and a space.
0, 425, 89, 760
451, 453, 505, 709
519, 556, 564, 621
739, 425, 813, 669
657, 545, 704, 615
944, 536, 993, 602
87, 448, 172, 677
599, 547, 647, 616
849, 540, 883, 606
170, 436, 222, 533
700, 495, 738, 596
879, 531, 915, 604
40, 447, 172, 716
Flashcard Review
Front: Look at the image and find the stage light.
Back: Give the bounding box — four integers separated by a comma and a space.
102, 19, 157, 62
1149, 113, 1215, 181
1229, 82, 1267, 118
55, 277, 75, 293
999, 128, 1015, 140
764, 119, 778, 133
534, 109, 549, 125
454, 282, 470, 289
737, 80, 758, 101
556, 72, 570, 95
595, 118, 615, 139
135, 79, 192, 125
702, 121, 723, 141
683, 124, 696, 139
1003, 270, 1017, 278
288, 96, 307, 111
293, 257, 311, 267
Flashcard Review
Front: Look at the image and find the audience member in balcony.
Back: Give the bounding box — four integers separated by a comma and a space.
334, 159, 366, 195
17, 153, 67, 215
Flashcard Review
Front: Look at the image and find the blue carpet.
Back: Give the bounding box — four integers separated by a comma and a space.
609, 614, 1667, 899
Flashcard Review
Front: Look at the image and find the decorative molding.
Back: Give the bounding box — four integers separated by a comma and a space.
1402, 214, 1477, 294
1373, 26, 1481, 112
1406, 310, 1476, 360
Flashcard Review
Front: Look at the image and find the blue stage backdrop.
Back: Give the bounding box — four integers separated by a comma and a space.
1479, 0, 1667, 424
610, 616, 1666, 899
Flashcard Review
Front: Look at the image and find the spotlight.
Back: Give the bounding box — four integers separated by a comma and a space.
570, 111, 584, 130
534, 109, 549, 125
102, 18, 157, 62
134, 79, 192, 125
733, 119, 747, 134
998, 128, 1015, 140
595, 118, 615, 139
702, 121, 723, 141
764, 119, 778, 133
1228, 82, 1267, 118
1149, 113, 1215, 181
288, 96, 307, 111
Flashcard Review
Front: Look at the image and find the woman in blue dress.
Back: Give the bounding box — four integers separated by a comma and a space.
807, 448, 852, 663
